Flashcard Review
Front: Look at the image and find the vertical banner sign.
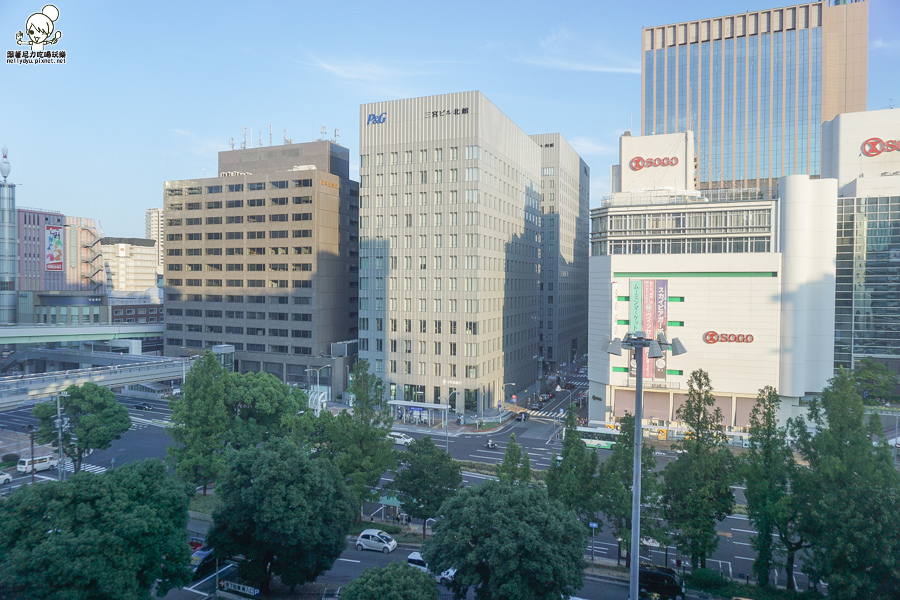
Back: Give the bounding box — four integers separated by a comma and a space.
642, 280, 655, 379
654, 280, 668, 380
629, 280, 643, 377
45, 226, 63, 271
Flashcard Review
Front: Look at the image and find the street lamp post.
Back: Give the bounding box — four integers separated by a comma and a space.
27, 424, 35, 485
55, 391, 69, 482
305, 366, 331, 417
606, 331, 685, 600
502, 382, 517, 410
439, 390, 457, 451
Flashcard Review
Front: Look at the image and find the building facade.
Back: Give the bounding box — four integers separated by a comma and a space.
358, 91, 553, 416
145, 208, 165, 276
162, 140, 358, 392
823, 108, 900, 374
641, 0, 867, 189
589, 133, 836, 433
532, 134, 591, 375
101, 237, 159, 292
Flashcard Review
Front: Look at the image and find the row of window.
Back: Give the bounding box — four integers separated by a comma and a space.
167, 213, 312, 226
358, 318, 477, 335
166, 181, 313, 197
167, 230, 312, 241
166, 279, 313, 289
167, 246, 313, 256
166, 338, 313, 355
377, 359, 477, 379
361, 146, 479, 167
166, 308, 312, 320
112, 307, 160, 315
166, 294, 312, 304
167, 323, 312, 337
359, 168, 483, 188
168, 263, 312, 272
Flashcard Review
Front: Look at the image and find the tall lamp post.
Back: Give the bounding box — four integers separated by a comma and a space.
26, 424, 35, 485
502, 382, 517, 409
305, 365, 331, 417
606, 331, 685, 600
439, 390, 457, 451
55, 391, 69, 482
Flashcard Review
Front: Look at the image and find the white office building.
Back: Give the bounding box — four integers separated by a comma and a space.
358, 91, 586, 418
589, 131, 836, 434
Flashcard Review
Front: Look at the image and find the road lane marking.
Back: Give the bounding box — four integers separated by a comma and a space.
338, 558, 361, 563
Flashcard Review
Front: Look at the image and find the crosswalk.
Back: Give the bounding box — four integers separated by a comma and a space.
62, 459, 107, 474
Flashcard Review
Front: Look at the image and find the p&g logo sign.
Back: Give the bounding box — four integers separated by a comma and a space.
367, 112, 387, 125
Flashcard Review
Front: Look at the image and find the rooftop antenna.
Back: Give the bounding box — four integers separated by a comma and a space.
283, 129, 293, 145
229, 136, 235, 150
269, 124, 272, 146
258, 131, 263, 147
0, 146, 10, 182
320, 126, 328, 141
334, 128, 341, 143
241, 127, 247, 149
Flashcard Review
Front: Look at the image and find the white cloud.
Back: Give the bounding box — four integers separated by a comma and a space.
518, 26, 640, 74
570, 136, 616, 156
872, 38, 900, 54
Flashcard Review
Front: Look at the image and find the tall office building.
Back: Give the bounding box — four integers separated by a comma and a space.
162, 140, 358, 389
145, 208, 165, 276
358, 91, 587, 417
531, 134, 591, 374
100, 237, 159, 292
641, 0, 867, 189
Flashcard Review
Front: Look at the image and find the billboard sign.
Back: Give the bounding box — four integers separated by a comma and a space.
45, 225, 63, 271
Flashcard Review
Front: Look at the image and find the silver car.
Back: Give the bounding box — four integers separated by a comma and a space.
355, 529, 397, 553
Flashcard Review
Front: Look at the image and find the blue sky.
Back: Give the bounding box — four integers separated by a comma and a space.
2, 0, 898, 238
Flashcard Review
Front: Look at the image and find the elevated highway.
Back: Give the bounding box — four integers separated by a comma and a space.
0, 323, 163, 345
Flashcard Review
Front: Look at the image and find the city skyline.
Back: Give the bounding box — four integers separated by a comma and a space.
2, 0, 898, 239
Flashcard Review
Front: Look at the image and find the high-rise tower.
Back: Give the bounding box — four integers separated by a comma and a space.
641, 0, 867, 189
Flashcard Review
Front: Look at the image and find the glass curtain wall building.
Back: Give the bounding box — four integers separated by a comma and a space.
641, 0, 867, 189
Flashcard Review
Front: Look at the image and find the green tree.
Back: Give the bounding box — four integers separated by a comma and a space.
340, 562, 438, 600
545, 410, 599, 522
851, 357, 898, 405
392, 436, 462, 539
789, 369, 900, 600
223, 370, 304, 448
167, 351, 230, 494
207, 436, 355, 593
303, 367, 397, 510
32, 382, 131, 473
423, 481, 585, 600
741, 385, 794, 588
597, 412, 664, 566
662, 369, 735, 569
0, 460, 192, 600
347, 358, 386, 410
495, 433, 531, 484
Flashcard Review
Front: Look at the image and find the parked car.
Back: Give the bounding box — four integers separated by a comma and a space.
406, 552, 456, 585
134, 402, 153, 411
388, 432, 414, 446
356, 529, 397, 554
639, 564, 685, 600
17, 455, 58, 474
189, 546, 216, 580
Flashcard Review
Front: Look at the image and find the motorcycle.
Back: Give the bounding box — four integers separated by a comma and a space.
485, 440, 498, 450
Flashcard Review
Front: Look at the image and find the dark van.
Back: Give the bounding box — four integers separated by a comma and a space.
639, 565, 685, 600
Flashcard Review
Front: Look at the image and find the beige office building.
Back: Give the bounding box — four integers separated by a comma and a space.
145, 208, 165, 275
100, 237, 159, 292
162, 141, 358, 390
358, 91, 587, 417
641, 0, 867, 189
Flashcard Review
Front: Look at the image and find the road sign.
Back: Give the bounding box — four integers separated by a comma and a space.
589, 522, 598, 529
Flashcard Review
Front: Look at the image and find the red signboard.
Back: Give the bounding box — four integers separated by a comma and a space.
629, 156, 679, 171
704, 331, 753, 344
861, 137, 899, 157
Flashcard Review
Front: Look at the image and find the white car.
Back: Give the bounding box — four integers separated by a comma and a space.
407, 552, 456, 585
388, 432, 414, 446
356, 529, 397, 553
0, 472, 11, 485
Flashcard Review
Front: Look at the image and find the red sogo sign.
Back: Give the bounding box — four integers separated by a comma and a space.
629, 156, 679, 171
861, 137, 899, 157
704, 331, 753, 344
